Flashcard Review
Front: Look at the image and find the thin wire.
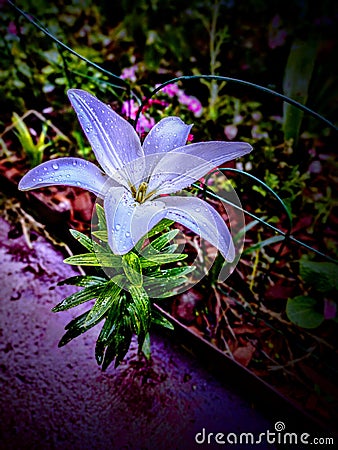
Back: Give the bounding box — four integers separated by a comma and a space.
194, 183, 338, 263
136, 75, 338, 132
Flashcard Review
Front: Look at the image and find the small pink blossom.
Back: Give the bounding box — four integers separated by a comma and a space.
224, 124, 238, 140
120, 65, 138, 82
121, 99, 155, 133
121, 99, 139, 120
160, 83, 179, 98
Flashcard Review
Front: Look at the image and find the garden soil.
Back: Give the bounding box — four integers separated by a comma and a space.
0, 216, 277, 450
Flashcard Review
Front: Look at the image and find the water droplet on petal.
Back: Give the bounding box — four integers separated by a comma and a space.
72, 161, 77, 166
115, 224, 121, 231
52, 163, 59, 170
125, 231, 131, 238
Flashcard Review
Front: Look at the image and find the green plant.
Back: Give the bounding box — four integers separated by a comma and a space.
286, 257, 338, 329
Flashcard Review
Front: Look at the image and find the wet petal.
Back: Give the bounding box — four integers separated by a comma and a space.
148, 141, 252, 196
161, 195, 235, 262
18, 157, 112, 197
104, 187, 166, 254
142, 117, 192, 155
67, 89, 144, 185
141, 117, 192, 181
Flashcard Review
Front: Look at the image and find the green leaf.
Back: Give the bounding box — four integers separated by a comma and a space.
144, 219, 174, 238
58, 310, 103, 347
52, 283, 108, 312
140, 253, 187, 268
142, 229, 179, 256
64, 252, 122, 267
143, 276, 188, 298
91, 230, 108, 242
148, 266, 194, 279
141, 332, 151, 359
96, 203, 107, 230
300, 260, 338, 293
95, 295, 124, 365
84, 278, 123, 327
283, 38, 318, 145
122, 252, 143, 287
286, 296, 324, 329
69, 229, 95, 252
151, 309, 175, 330
129, 286, 151, 340
102, 317, 133, 370
58, 275, 107, 287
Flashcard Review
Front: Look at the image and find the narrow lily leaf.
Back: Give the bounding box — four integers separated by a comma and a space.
144, 219, 174, 238
151, 309, 175, 330
69, 229, 95, 252
143, 277, 189, 298
95, 295, 124, 364
96, 203, 107, 230
64, 252, 122, 267
84, 278, 123, 327
92, 230, 108, 242
129, 285, 151, 339
58, 310, 103, 347
52, 283, 108, 312
140, 253, 187, 268
148, 266, 195, 278
97, 294, 124, 345
102, 317, 132, 370
58, 275, 107, 287
141, 332, 151, 360
122, 252, 143, 287
142, 229, 179, 256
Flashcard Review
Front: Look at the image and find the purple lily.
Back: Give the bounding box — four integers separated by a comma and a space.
19, 89, 252, 261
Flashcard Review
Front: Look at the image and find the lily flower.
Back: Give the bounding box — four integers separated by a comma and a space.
19, 89, 252, 261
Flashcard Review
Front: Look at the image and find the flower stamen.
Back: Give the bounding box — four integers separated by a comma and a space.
135, 181, 148, 203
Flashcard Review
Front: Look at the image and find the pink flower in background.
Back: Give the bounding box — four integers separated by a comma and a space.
120, 65, 138, 82
160, 83, 179, 98
224, 124, 238, 140
121, 99, 155, 133
177, 90, 203, 117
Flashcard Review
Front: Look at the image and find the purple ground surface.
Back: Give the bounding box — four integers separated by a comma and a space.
0, 217, 276, 450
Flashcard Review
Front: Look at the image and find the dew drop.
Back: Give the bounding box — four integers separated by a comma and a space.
52, 163, 59, 170
115, 224, 121, 231
72, 161, 77, 166
195, 207, 201, 212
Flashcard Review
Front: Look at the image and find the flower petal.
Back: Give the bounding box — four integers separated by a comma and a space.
141, 116, 192, 182
104, 187, 166, 254
18, 157, 112, 197
142, 117, 192, 155
147, 141, 252, 196
67, 89, 144, 185
161, 195, 235, 262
